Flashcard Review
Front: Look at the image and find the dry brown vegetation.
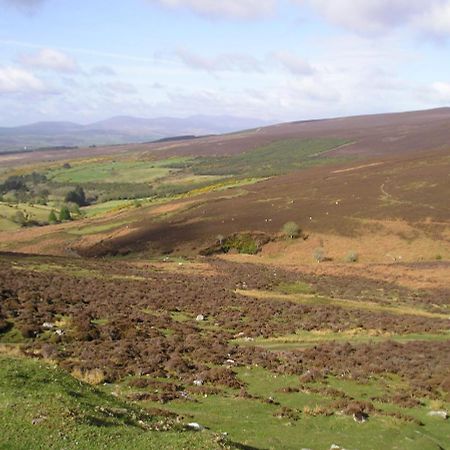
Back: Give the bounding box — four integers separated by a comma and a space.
1, 254, 449, 404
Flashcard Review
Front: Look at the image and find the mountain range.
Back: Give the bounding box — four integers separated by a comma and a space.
0, 115, 269, 153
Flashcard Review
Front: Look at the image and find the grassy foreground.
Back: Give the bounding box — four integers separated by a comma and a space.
0, 356, 225, 450
1, 354, 448, 450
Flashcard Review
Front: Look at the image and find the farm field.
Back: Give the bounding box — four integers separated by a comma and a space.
0, 108, 449, 449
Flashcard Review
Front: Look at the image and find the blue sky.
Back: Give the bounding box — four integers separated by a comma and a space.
0, 0, 449, 126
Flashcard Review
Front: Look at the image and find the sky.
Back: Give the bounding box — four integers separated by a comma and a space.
0, 0, 450, 126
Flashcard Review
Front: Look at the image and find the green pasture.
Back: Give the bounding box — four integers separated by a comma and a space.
0, 357, 221, 450
0, 202, 56, 231
136, 365, 449, 450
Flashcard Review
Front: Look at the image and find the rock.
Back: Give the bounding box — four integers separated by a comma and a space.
427, 410, 448, 419
195, 314, 205, 322
32, 416, 47, 425
353, 411, 369, 423
187, 422, 205, 431
193, 379, 203, 386
42, 322, 55, 329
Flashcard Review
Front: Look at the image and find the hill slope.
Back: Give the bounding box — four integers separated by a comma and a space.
0, 115, 268, 152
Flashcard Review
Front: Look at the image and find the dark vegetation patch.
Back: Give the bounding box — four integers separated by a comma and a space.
0, 254, 448, 405
200, 232, 272, 256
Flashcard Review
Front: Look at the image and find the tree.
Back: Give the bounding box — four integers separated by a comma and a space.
65, 186, 87, 206
0, 175, 27, 194
48, 210, 58, 224
59, 206, 72, 221
11, 210, 27, 226
282, 221, 300, 239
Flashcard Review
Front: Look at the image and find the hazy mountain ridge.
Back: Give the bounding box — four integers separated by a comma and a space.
0, 115, 269, 152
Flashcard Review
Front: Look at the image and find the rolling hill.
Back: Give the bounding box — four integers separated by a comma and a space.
0, 114, 269, 153
0, 107, 449, 450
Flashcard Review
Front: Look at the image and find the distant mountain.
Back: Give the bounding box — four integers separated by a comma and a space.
0, 115, 269, 153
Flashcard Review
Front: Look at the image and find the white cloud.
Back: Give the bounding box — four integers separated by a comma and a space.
0, 0, 45, 13
0, 66, 46, 93
18, 48, 79, 73
272, 50, 315, 75
100, 81, 138, 95
176, 48, 263, 73
415, 2, 450, 39
91, 65, 117, 77
296, 0, 450, 37
148, 0, 275, 20
428, 81, 450, 101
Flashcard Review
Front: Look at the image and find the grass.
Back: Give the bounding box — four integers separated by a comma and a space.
138, 365, 449, 450
238, 289, 450, 320
10, 261, 147, 282
68, 220, 133, 236
0, 216, 20, 231
276, 281, 315, 295
46, 158, 191, 184
193, 138, 350, 177
0, 202, 55, 230
82, 200, 137, 217
0, 356, 220, 450
234, 329, 450, 351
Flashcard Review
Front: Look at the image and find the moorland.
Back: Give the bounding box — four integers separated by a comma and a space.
0, 108, 449, 450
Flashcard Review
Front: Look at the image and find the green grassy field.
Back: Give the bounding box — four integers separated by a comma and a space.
0, 202, 56, 230
129, 365, 449, 450
47, 160, 179, 184
193, 138, 350, 177
0, 356, 224, 450
234, 329, 450, 351
0, 139, 351, 233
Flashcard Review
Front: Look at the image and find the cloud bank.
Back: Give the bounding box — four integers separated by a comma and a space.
0, 0, 46, 13
147, 0, 275, 20
0, 66, 45, 93
18, 48, 79, 73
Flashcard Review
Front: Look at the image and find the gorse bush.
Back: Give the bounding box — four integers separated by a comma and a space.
345, 251, 359, 263
222, 234, 260, 254
282, 221, 300, 239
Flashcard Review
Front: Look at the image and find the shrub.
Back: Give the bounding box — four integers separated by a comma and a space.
67, 202, 81, 215
48, 210, 58, 224
71, 368, 106, 385
11, 210, 27, 226
59, 206, 72, 221
345, 251, 359, 263
222, 234, 260, 255
65, 186, 87, 206
0, 319, 13, 334
282, 221, 300, 239
313, 247, 327, 262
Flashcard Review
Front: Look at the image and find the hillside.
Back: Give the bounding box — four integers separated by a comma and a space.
0, 115, 268, 153
0, 108, 449, 449
1, 107, 448, 261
